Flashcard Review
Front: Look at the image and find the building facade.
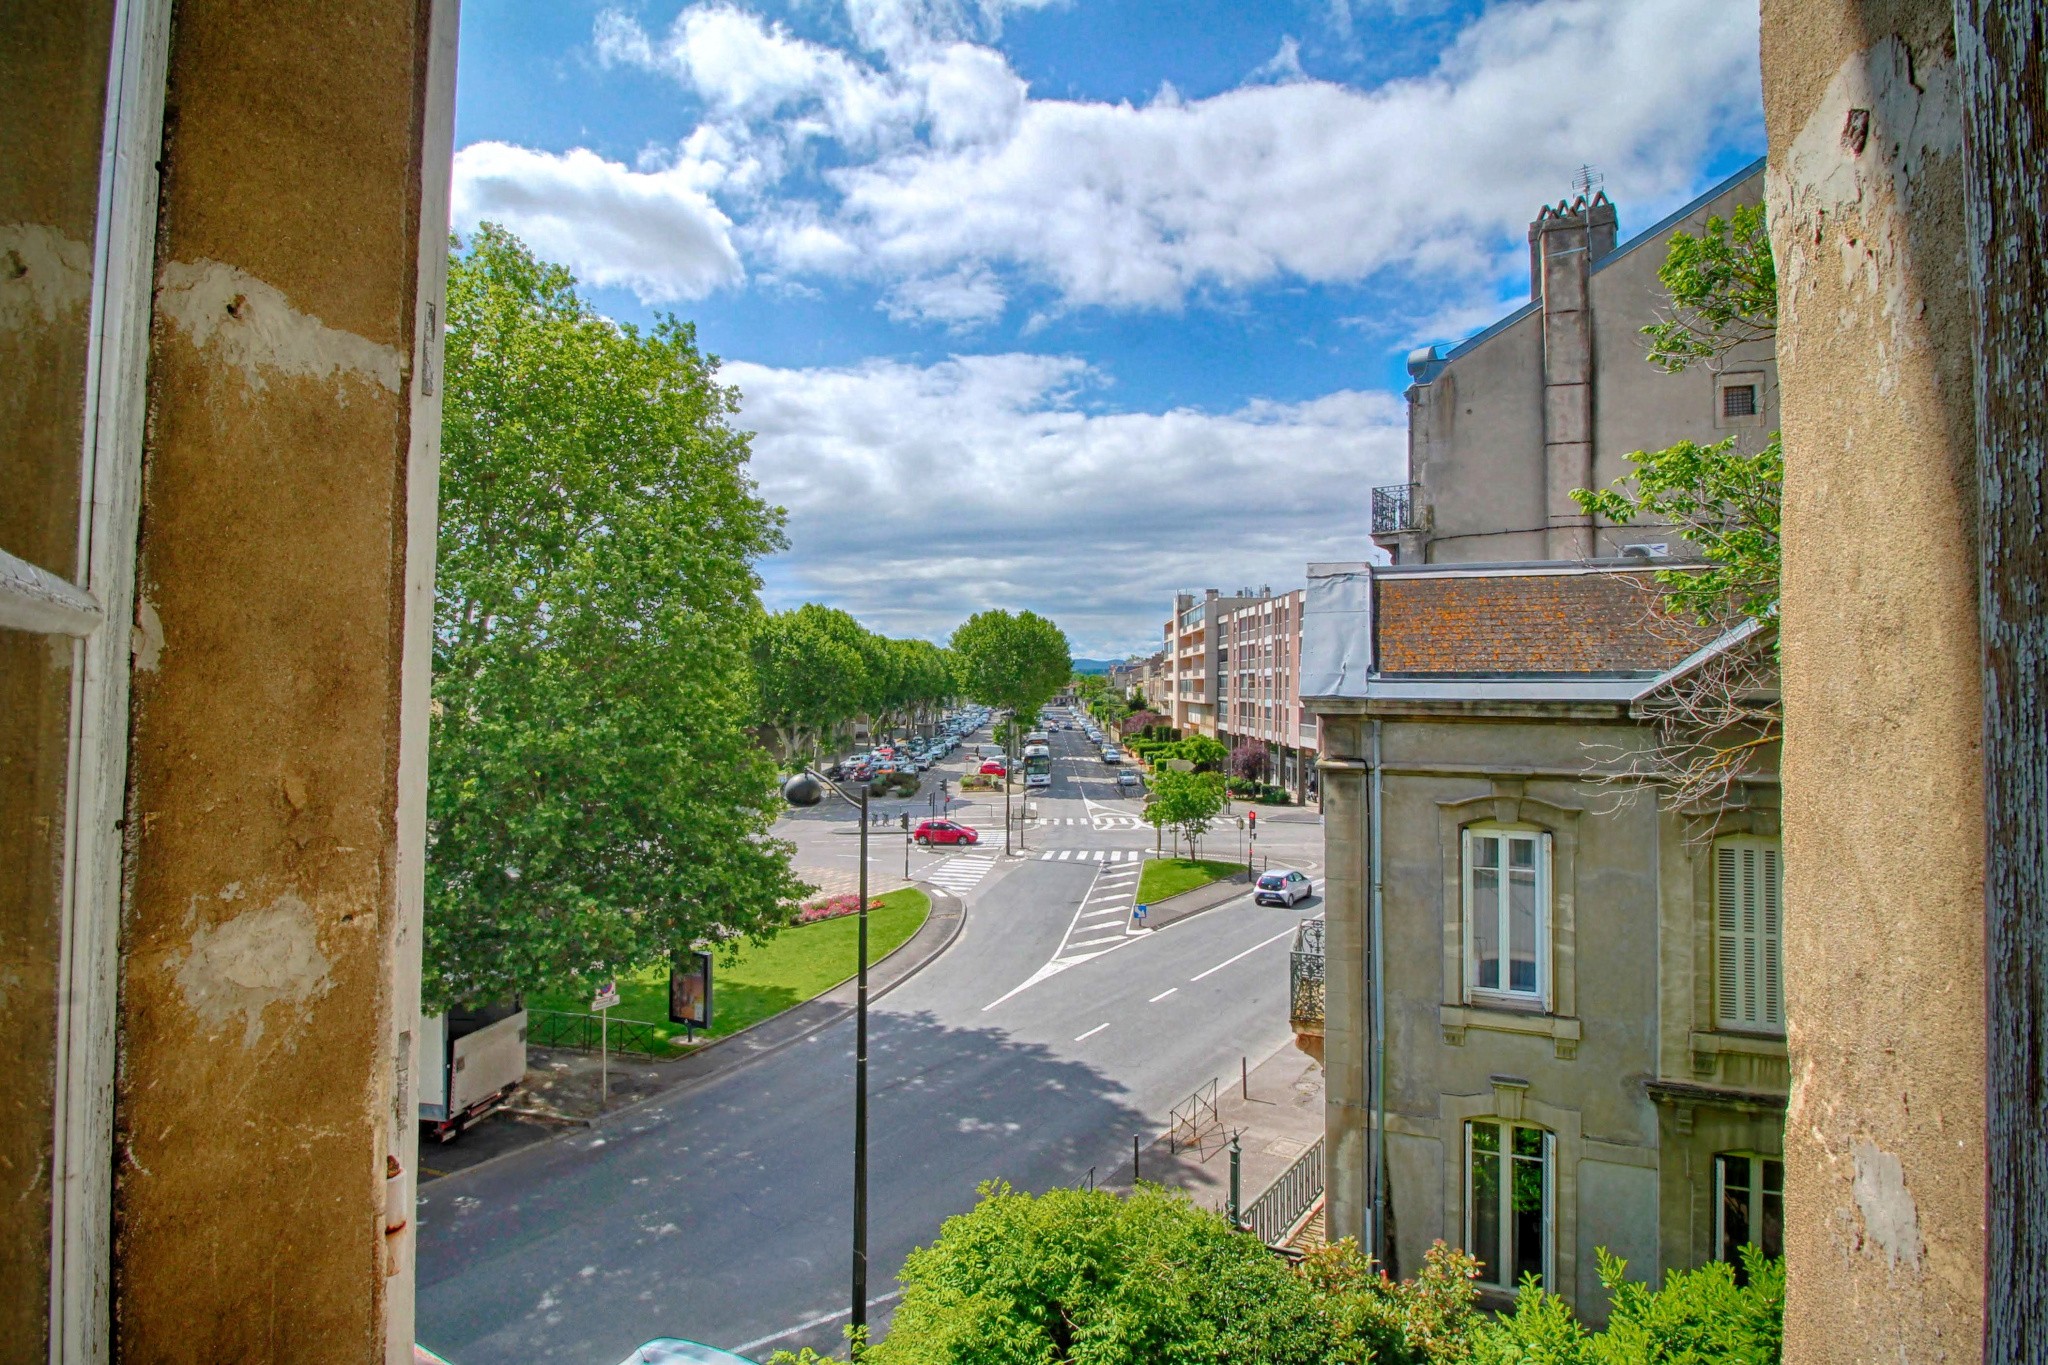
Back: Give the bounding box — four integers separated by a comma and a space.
1212, 589, 1319, 800
1301, 560, 1783, 1316
1160, 588, 1258, 738
1373, 162, 1779, 567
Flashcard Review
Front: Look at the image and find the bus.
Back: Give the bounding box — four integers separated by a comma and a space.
1023, 743, 1053, 789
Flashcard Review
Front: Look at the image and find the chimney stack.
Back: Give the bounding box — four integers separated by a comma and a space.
1527, 189, 1616, 558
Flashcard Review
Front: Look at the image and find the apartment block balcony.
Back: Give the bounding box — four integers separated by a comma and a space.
1371, 482, 1422, 536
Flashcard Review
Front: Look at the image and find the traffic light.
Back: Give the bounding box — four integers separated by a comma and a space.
1247, 809, 1257, 830
900, 812, 910, 831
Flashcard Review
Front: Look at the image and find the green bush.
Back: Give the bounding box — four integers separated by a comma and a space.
1470, 1247, 1784, 1365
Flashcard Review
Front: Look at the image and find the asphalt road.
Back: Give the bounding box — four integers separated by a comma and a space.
415, 719, 1324, 1364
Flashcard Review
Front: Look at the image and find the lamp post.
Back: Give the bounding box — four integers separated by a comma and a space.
781, 768, 871, 1351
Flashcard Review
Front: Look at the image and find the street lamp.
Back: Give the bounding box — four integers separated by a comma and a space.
780, 767, 873, 1351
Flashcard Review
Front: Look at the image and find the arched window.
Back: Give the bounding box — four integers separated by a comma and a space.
1463, 824, 1551, 1007
1466, 1119, 1553, 1290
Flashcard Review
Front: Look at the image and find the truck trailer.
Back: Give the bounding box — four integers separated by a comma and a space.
418, 1003, 528, 1142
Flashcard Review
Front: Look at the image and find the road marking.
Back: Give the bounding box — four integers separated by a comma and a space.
1066, 932, 1123, 950
735, 1290, 907, 1356
1074, 1022, 1110, 1042
1079, 907, 1123, 920
1149, 988, 1178, 1003
1189, 922, 1299, 982
922, 853, 996, 894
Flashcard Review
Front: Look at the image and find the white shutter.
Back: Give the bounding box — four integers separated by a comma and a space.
1715, 843, 1742, 1025
1716, 838, 1785, 1032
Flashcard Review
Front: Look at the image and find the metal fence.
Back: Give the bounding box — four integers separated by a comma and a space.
1290, 915, 1325, 1033
1168, 1077, 1220, 1154
1241, 1135, 1325, 1247
525, 1008, 682, 1059
1370, 482, 1421, 535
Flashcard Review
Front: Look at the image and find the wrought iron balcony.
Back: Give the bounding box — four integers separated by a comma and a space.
1371, 482, 1421, 536
1289, 916, 1324, 1035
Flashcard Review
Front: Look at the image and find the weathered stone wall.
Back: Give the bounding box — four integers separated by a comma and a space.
114, 1, 443, 1357
1762, 2, 1986, 1359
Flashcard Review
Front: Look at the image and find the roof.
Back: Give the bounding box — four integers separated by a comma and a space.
1301, 560, 1739, 705
1376, 567, 1718, 677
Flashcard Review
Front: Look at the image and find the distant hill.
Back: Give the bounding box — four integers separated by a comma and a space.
1070, 658, 1119, 675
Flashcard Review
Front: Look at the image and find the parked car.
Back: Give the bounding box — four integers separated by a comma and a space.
979, 759, 1009, 777
913, 819, 980, 846
1117, 768, 1142, 788
1254, 869, 1314, 907
1100, 748, 1122, 764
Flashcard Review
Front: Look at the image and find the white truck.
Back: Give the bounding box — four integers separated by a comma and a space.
418, 1003, 528, 1142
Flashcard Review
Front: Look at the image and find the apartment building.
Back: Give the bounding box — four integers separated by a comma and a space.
1213, 589, 1319, 800
1159, 588, 1258, 738
1371, 160, 1777, 567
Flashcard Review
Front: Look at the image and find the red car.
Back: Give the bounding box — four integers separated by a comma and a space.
979, 759, 1008, 777
914, 819, 979, 847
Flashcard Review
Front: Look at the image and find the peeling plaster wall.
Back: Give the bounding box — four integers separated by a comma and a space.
1761, 3, 1986, 1359
114, 1, 440, 1357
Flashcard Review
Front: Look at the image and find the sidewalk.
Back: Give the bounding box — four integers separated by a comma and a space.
1097, 1042, 1325, 1218
420, 886, 967, 1181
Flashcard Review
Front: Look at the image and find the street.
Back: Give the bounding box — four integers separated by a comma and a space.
415, 721, 1324, 1363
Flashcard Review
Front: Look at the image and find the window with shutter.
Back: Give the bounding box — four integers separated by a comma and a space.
1714, 837, 1784, 1032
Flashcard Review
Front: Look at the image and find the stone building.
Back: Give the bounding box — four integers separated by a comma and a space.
1301, 559, 1782, 1315
1372, 162, 1779, 567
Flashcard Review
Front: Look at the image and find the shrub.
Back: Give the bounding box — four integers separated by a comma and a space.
795, 894, 884, 924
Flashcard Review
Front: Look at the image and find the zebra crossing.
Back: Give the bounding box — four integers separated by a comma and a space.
1037, 848, 1144, 862
1052, 857, 1146, 963
1030, 815, 1142, 829
922, 853, 996, 896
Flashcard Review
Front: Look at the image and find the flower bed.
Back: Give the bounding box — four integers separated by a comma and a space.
797, 892, 884, 924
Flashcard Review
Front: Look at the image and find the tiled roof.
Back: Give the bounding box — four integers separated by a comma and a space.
1375, 569, 1720, 676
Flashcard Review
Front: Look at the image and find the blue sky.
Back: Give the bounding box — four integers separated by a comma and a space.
451, 0, 1765, 656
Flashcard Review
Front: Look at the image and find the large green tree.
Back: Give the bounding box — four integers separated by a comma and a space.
426, 226, 807, 1009
753, 604, 872, 762
950, 609, 1072, 726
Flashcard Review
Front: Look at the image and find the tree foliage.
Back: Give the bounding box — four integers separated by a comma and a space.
1142, 769, 1228, 857
1641, 203, 1776, 375
425, 226, 807, 1009
768, 1184, 1782, 1365
753, 604, 872, 762
951, 610, 1073, 725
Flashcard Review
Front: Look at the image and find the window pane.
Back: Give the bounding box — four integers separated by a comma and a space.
1508, 838, 1539, 995
1510, 1139, 1546, 1288
1, 7, 119, 1358
1760, 1160, 1785, 1260
1469, 1122, 1502, 1287
1471, 837, 1500, 991
1718, 1154, 1752, 1266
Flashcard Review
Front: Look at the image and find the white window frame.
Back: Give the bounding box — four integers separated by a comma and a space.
0, 3, 174, 1361
1714, 836, 1785, 1034
1462, 824, 1552, 1008
1464, 1119, 1555, 1292
1713, 1151, 1784, 1266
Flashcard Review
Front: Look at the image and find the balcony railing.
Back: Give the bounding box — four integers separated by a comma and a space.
1371, 482, 1421, 536
1289, 916, 1324, 1035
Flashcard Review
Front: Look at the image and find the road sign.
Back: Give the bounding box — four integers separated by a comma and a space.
591, 980, 619, 1011
1134, 903, 1149, 923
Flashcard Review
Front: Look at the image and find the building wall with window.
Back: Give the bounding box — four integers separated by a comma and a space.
1160, 588, 1258, 739
1302, 561, 1784, 1318
1211, 588, 1320, 801
1374, 162, 1778, 567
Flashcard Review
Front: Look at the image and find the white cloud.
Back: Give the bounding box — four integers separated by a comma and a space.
452, 143, 743, 302
1247, 35, 1309, 86
727, 353, 1405, 654
786, 0, 1761, 314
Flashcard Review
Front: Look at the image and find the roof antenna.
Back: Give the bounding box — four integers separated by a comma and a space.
1571, 163, 1604, 200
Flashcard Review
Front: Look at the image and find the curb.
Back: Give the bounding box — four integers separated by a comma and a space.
422, 886, 969, 1186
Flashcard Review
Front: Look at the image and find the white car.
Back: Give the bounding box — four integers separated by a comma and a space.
1116, 768, 1142, 789
1254, 869, 1314, 907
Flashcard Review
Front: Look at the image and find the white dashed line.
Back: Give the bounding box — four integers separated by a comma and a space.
1149, 988, 1178, 1003
1075, 1022, 1110, 1042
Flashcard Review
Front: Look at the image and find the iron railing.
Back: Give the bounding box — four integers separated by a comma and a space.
1168, 1077, 1220, 1154
1242, 1135, 1325, 1246
1371, 483, 1421, 535
525, 1008, 683, 1059
1290, 915, 1325, 1034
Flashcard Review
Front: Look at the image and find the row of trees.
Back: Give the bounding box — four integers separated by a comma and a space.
423, 227, 1070, 1009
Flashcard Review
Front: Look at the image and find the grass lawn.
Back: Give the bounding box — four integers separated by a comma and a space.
529, 887, 931, 1052
1137, 858, 1245, 904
